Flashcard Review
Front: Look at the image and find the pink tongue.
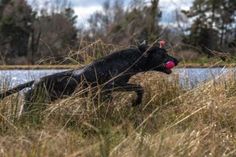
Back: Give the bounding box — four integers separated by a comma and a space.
165, 61, 175, 69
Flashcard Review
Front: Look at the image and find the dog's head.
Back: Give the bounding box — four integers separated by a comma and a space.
139, 40, 179, 74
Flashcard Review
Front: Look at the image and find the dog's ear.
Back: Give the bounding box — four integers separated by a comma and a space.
159, 40, 166, 48
138, 40, 148, 52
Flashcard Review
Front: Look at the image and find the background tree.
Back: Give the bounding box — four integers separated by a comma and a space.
84, 0, 161, 45
35, 7, 78, 63
0, 0, 35, 64
0, 0, 235, 64
0, 0, 78, 64
183, 0, 236, 55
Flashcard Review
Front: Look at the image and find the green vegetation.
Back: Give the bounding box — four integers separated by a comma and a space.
0, 0, 235, 65
1, 72, 236, 156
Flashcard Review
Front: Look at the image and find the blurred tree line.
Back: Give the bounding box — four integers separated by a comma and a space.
0, 0, 77, 64
182, 0, 236, 56
83, 0, 161, 44
0, 0, 235, 64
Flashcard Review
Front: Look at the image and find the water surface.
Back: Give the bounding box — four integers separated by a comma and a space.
0, 68, 234, 89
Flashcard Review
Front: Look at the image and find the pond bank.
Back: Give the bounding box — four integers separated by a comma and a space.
0, 68, 234, 89
0, 63, 236, 70
0, 65, 79, 70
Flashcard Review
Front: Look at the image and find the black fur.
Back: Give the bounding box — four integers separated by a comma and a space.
0, 43, 179, 108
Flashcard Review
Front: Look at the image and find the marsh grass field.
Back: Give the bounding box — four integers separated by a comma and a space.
0, 42, 236, 157
0, 71, 236, 157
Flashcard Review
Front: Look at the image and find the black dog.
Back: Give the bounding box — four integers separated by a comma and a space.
0, 41, 179, 109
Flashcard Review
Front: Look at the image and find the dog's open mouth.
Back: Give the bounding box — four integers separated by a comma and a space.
164, 68, 172, 74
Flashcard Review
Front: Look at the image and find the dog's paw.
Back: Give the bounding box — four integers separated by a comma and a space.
131, 99, 142, 107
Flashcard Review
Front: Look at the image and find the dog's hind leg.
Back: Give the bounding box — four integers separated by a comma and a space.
101, 87, 113, 102
23, 89, 34, 112
23, 83, 50, 113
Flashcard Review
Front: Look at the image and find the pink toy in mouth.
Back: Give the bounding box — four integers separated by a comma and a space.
165, 61, 175, 69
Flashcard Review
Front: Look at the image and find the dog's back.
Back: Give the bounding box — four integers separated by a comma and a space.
80, 48, 145, 84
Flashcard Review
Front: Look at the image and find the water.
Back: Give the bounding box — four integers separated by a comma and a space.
0, 69, 67, 87
176, 68, 233, 88
0, 68, 234, 89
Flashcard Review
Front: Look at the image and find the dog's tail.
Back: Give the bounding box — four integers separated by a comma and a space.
0, 81, 34, 100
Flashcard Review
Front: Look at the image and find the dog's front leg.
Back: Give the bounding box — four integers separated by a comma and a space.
108, 83, 144, 106
124, 84, 144, 106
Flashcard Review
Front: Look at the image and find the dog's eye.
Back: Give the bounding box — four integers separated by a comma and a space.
160, 50, 167, 55
163, 53, 168, 58
163, 49, 168, 54
163, 51, 169, 57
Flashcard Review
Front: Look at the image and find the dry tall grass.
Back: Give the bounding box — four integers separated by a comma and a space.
0, 70, 236, 157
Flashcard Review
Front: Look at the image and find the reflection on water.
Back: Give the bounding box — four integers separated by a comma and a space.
0, 69, 67, 87
176, 68, 234, 88
0, 68, 234, 89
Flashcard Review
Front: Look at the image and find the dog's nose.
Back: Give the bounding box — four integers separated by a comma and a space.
175, 59, 179, 66
172, 58, 179, 66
